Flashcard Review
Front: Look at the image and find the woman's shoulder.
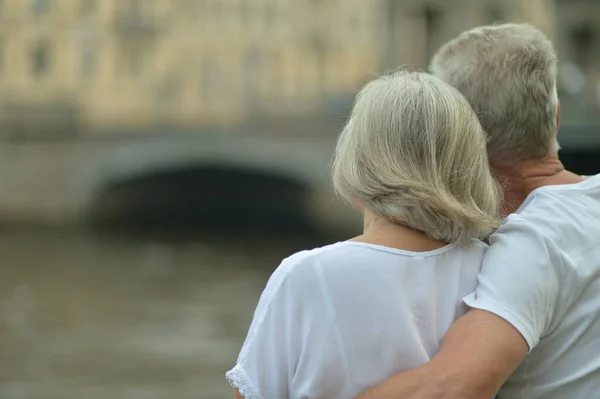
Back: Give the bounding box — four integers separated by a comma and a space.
280, 241, 348, 266
261, 242, 351, 299
274, 242, 348, 281
249, 243, 346, 323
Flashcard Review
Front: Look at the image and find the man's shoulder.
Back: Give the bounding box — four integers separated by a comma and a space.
488, 174, 600, 274
513, 175, 600, 247
488, 214, 561, 258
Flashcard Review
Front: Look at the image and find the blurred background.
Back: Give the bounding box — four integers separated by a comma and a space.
0, 0, 598, 398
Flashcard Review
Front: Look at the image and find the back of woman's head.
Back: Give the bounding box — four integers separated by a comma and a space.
332, 70, 501, 242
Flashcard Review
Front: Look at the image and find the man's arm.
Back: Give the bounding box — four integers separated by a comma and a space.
356, 217, 563, 399
355, 309, 528, 399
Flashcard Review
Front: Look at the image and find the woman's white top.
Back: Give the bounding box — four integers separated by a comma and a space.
227, 240, 487, 399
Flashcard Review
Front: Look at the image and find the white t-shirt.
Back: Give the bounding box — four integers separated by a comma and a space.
227, 240, 488, 399
464, 174, 600, 398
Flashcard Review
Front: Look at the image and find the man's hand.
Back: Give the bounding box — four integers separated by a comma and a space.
355, 309, 529, 399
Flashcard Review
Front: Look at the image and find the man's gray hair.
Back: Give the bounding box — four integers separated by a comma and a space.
332, 71, 500, 243
430, 23, 558, 163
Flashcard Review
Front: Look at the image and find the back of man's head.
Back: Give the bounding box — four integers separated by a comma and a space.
430, 23, 558, 164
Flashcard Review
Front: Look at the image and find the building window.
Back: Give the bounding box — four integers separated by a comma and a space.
156, 78, 181, 109
0, 40, 3, 76
488, 6, 504, 23
128, 0, 143, 18
309, 35, 328, 93
30, 0, 50, 16
81, 43, 96, 78
348, 16, 359, 31
264, 4, 275, 27
209, 0, 223, 22
119, 0, 150, 20
81, 0, 96, 17
32, 41, 50, 77
181, 0, 199, 18
118, 44, 153, 79
571, 25, 594, 69
121, 48, 141, 77
239, 0, 247, 24
200, 57, 221, 96
243, 47, 264, 104
423, 5, 442, 62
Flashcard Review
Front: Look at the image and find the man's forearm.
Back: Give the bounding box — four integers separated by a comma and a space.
354, 361, 453, 399
355, 309, 529, 399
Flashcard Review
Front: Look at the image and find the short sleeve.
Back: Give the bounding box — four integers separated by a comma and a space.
463, 215, 565, 351
226, 255, 342, 399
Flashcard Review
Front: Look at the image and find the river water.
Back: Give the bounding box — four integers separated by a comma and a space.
0, 229, 322, 399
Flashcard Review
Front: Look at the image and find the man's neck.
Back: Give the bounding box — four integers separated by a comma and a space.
492, 154, 584, 216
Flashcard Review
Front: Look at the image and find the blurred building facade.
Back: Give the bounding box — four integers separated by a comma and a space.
380, 0, 555, 73
555, 0, 600, 76
554, 0, 600, 116
0, 0, 555, 134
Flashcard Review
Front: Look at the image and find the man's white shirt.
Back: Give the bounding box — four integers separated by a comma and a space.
464, 174, 600, 398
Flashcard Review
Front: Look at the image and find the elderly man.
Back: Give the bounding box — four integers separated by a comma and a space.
356, 24, 600, 399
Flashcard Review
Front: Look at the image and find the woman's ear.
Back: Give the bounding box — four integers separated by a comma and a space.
349, 198, 364, 212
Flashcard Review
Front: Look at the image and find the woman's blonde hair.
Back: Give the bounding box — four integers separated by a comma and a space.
332, 70, 501, 242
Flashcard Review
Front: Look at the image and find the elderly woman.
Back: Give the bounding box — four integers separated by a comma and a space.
226, 71, 501, 399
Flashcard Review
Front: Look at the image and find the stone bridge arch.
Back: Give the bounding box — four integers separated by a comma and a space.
75, 135, 337, 234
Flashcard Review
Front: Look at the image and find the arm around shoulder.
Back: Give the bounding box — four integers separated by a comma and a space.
355, 217, 562, 399
355, 309, 528, 399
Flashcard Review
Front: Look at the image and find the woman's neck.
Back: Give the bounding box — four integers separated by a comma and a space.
350, 210, 447, 253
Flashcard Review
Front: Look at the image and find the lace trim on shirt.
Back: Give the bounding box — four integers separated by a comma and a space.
226, 364, 265, 399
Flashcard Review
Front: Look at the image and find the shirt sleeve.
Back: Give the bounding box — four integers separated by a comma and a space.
226, 256, 341, 399
463, 214, 565, 352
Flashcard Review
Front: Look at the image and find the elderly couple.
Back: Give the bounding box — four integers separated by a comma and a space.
227, 23, 600, 399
